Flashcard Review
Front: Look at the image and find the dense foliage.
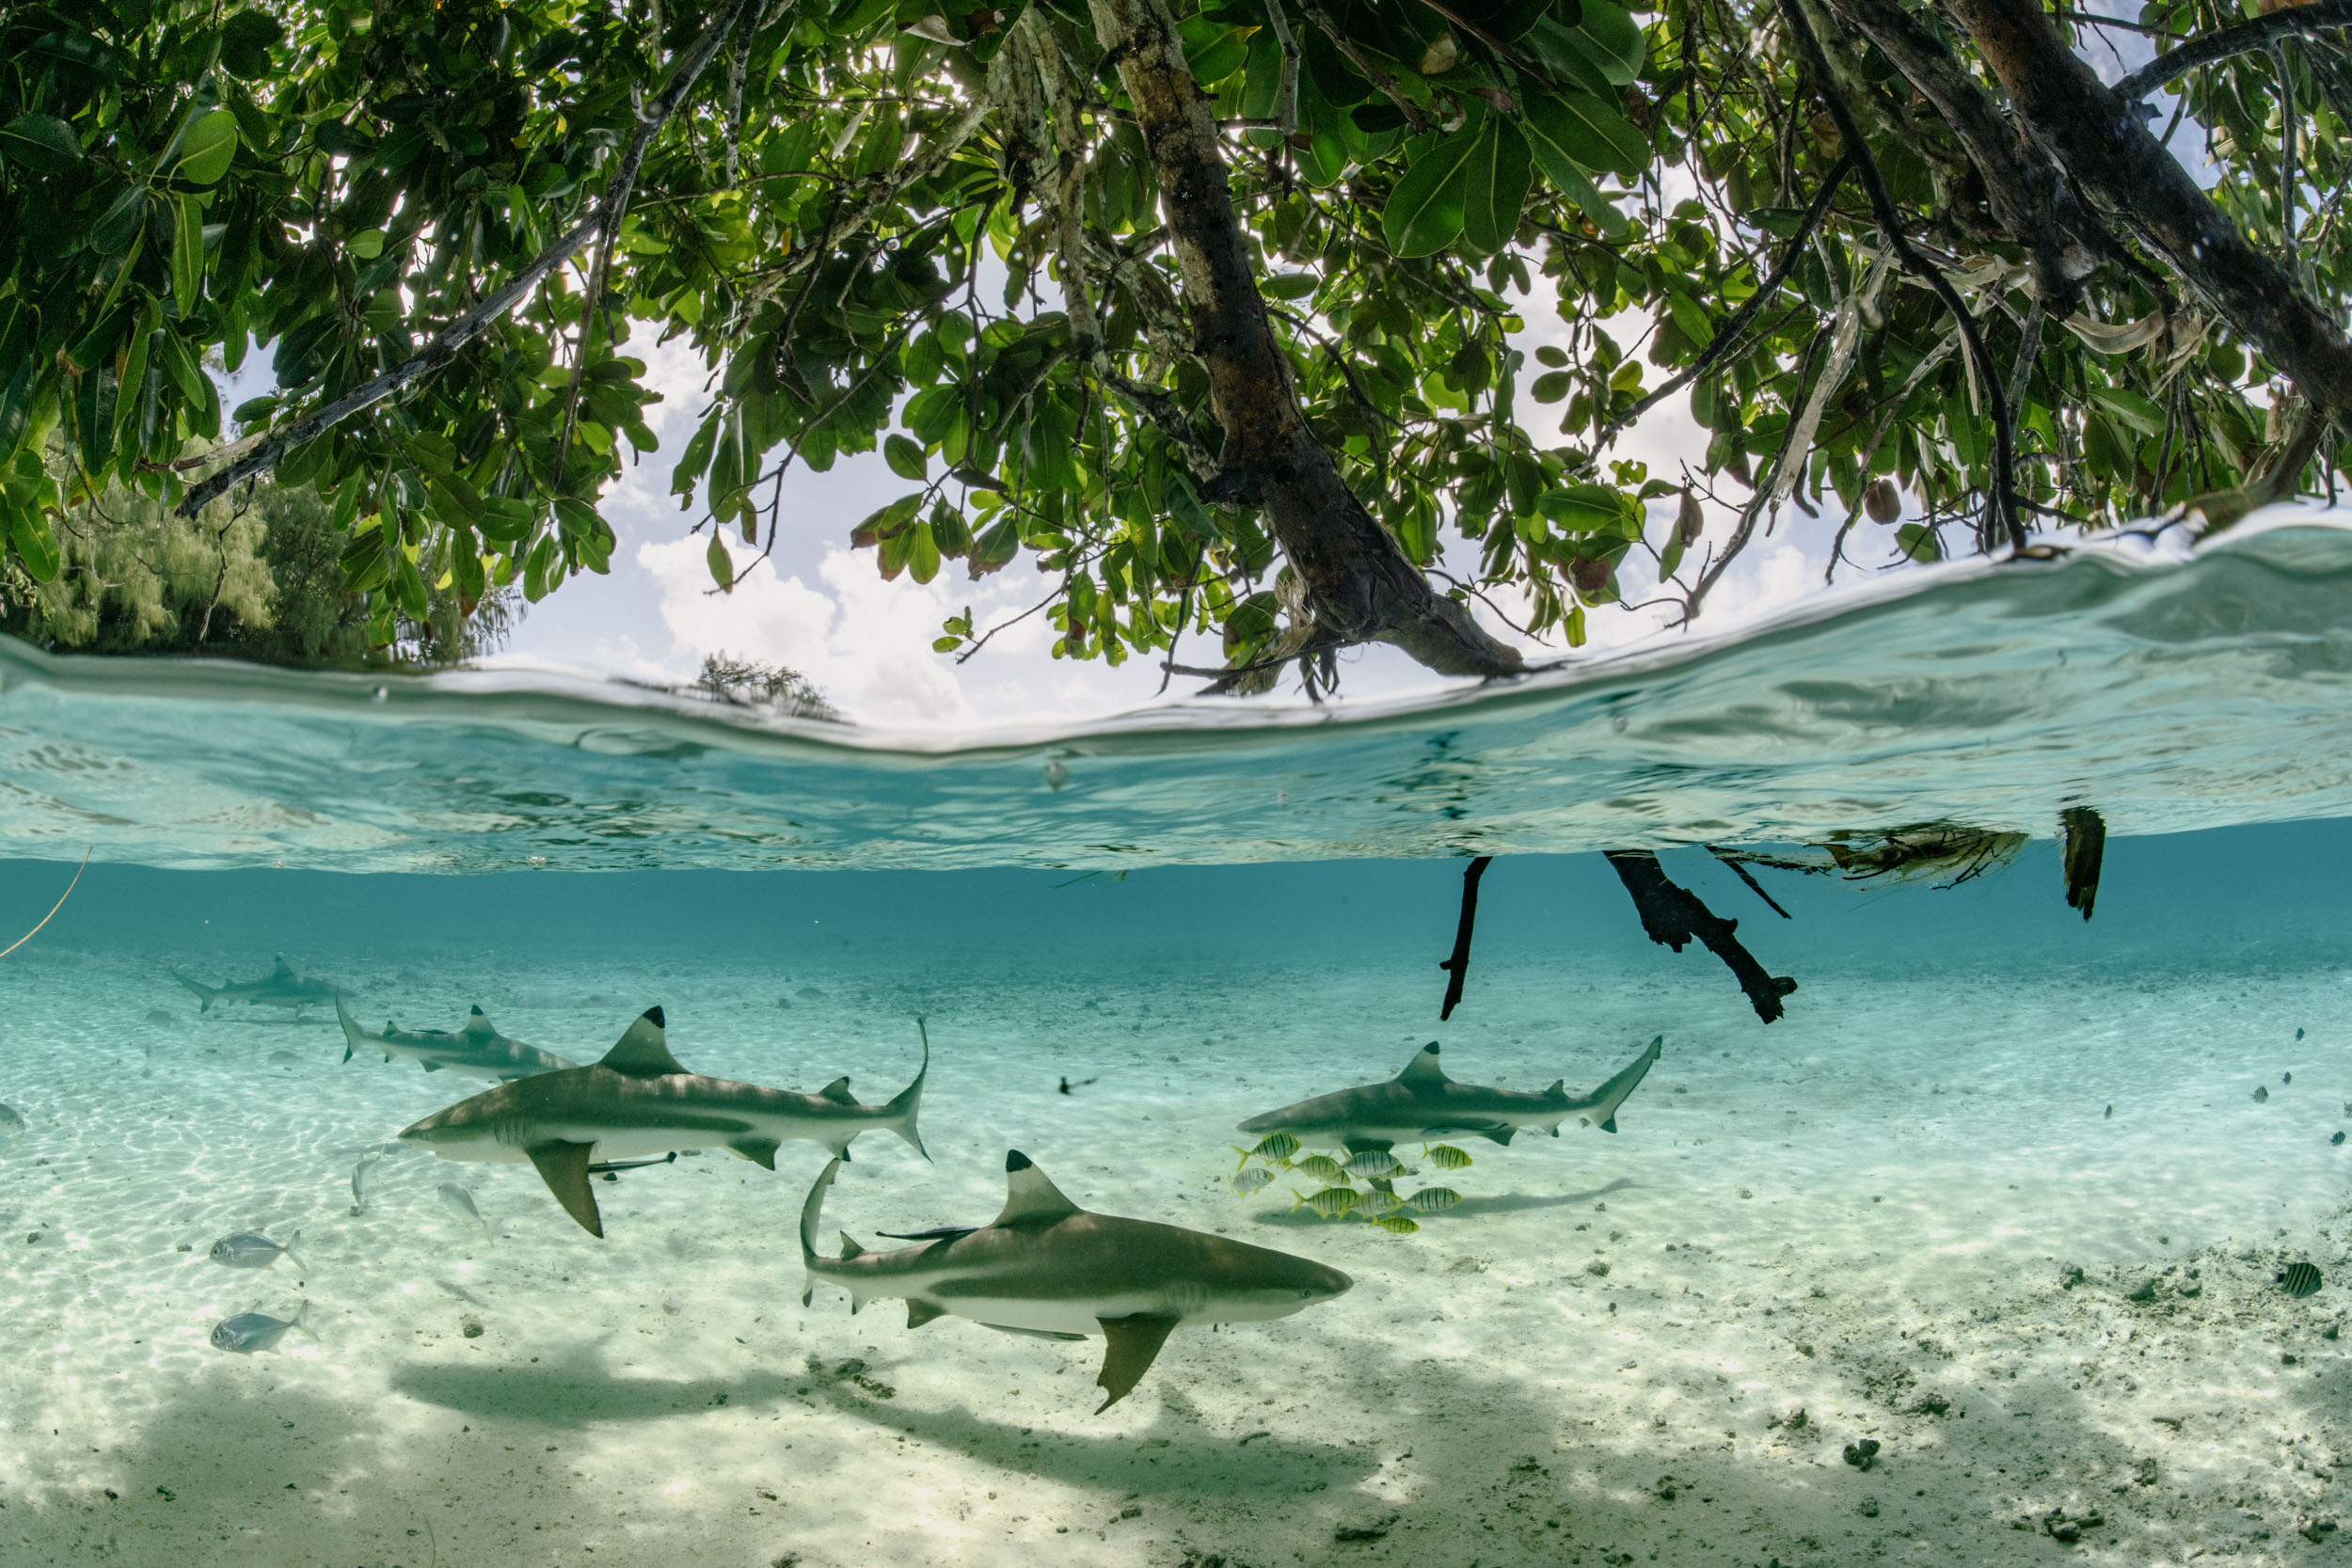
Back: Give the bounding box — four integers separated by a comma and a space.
1, 0, 2345, 683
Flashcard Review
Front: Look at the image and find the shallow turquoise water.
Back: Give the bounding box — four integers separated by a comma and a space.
1, 524, 2350, 1567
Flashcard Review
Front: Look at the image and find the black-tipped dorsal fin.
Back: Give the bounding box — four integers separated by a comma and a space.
599, 1007, 685, 1076
270, 954, 294, 976
464, 1007, 497, 1037
1396, 1041, 1450, 1085
839, 1231, 866, 1260
993, 1149, 1083, 1226
817, 1076, 857, 1105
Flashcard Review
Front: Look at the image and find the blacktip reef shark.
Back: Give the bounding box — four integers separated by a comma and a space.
336, 997, 576, 1081
398, 1007, 930, 1237
173, 955, 342, 1015
1238, 1037, 1662, 1152
799, 1149, 1353, 1411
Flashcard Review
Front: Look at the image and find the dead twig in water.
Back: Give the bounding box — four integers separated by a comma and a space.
0, 847, 90, 959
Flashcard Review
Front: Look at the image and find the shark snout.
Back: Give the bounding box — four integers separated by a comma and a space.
1302, 1261, 1353, 1303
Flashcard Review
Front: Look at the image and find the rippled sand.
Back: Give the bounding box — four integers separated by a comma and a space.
0, 844, 2346, 1568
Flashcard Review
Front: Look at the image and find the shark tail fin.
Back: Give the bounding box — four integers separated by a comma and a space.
173, 974, 219, 1012
334, 997, 365, 1065
799, 1156, 846, 1307
1577, 1035, 1663, 1134
883, 1020, 931, 1161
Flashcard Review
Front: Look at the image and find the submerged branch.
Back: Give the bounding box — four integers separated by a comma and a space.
1604, 849, 1798, 1023
2060, 806, 2106, 921
1436, 855, 1494, 1021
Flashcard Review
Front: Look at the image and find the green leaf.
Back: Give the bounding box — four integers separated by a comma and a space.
707, 533, 736, 592
1523, 89, 1648, 182
673, 412, 720, 496
1461, 117, 1533, 255
1530, 370, 1573, 404
8, 505, 59, 582
0, 114, 82, 175
1383, 127, 1483, 259
2089, 385, 2165, 436
1263, 273, 1319, 301
173, 110, 240, 187
219, 9, 285, 81
1896, 522, 1942, 562
884, 433, 929, 481
171, 197, 205, 315
1540, 483, 1624, 533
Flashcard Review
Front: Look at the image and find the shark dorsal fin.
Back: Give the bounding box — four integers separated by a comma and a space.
464, 1007, 497, 1037
1546, 1079, 1565, 1097
817, 1076, 857, 1105
270, 955, 294, 976
993, 1149, 1082, 1226
838, 1231, 866, 1260
1396, 1041, 1450, 1085
599, 1007, 685, 1076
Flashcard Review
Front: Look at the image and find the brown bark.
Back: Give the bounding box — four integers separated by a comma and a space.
1941, 0, 2352, 413
1085, 0, 1523, 679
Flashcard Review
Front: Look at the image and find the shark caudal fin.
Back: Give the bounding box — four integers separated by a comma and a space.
1574, 1036, 1663, 1133
799, 1156, 846, 1307
173, 974, 221, 1012
883, 1020, 931, 1161
334, 996, 367, 1064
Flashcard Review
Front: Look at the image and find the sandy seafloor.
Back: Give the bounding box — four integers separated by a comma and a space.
1, 846, 2350, 1568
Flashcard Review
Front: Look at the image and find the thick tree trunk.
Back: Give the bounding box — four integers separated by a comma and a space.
1085, 0, 1523, 679
1940, 0, 2352, 413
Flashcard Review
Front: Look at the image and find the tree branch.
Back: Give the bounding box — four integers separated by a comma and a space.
2110, 0, 2352, 101
1943, 0, 2352, 415
1604, 850, 1797, 1023
1776, 0, 2023, 549
1085, 0, 1522, 679
1436, 854, 1493, 1021
182, 0, 757, 516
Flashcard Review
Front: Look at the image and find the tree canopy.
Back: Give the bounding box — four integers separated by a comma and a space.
2, 0, 2348, 690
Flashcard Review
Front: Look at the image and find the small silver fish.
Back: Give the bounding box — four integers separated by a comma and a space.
438, 1182, 492, 1242
1343, 1149, 1404, 1180
1231, 1167, 1274, 1196
209, 1230, 305, 1270
351, 1151, 384, 1214
0, 1103, 24, 1140
210, 1302, 311, 1353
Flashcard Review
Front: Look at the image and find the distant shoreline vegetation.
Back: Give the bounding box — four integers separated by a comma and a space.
0, 455, 514, 672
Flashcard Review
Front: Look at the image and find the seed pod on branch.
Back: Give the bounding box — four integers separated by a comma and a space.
1864, 477, 1903, 524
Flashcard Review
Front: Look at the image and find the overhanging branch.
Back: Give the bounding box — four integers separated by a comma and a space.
183, 0, 759, 516
2111, 0, 2352, 101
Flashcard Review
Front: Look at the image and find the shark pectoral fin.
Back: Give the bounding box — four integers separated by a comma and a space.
730, 1138, 781, 1169
816, 1076, 857, 1105
907, 1300, 946, 1329
421, 1060, 442, 1072
524, 1141, 605, 1238
1478, 1125, 1516, 1147
1095, 1314, 1181, 1413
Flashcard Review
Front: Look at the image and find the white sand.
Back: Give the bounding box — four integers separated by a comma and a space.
0, 934, 2348, 1568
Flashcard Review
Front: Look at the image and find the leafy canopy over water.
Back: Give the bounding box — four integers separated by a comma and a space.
0, 0, 2339, 678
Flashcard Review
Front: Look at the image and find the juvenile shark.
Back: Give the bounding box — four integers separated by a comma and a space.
799, 1149, 1352, 1411
173, 955, 342, 1014
1237, 1037, 1661, 1152
398, 1007, 930, 1237
336, 997, 575, 1081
